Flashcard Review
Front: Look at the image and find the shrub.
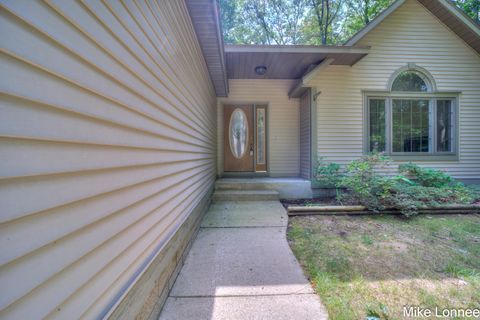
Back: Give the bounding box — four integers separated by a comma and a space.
398, 163, 452, 188
339, 153, 394, 213
315, 158, 342, 187
315, 158, 343, 199
315, 154, 476, 217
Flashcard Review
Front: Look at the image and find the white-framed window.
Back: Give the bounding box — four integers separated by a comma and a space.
365, 66, 458, 159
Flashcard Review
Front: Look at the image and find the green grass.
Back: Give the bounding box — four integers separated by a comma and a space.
287, 214, 480, 320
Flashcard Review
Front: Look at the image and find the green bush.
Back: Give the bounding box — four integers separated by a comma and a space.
315, 158, 343, 199
339, 153, 395, 213
315, 154, 476, 217
398, 163, 452, 187
315, 158, 342, 187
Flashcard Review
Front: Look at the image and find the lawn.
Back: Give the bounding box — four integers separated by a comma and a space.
287, 214, 480, 320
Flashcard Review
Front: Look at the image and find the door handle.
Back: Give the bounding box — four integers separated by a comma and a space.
249, 144, 254, 156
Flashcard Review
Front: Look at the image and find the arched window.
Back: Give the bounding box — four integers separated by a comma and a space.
391, 70, 430, 92
365, 65, 457, 158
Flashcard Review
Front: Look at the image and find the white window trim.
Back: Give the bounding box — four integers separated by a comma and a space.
387, 64, 437, 92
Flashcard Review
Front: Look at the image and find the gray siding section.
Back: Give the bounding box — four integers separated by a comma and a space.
0, 0, 216, 319
299, 90, 311, 179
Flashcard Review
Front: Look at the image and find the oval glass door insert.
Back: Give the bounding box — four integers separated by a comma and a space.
229, 108, 249, 159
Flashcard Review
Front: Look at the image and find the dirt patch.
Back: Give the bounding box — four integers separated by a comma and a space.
377, 241, 409, 253
280, 197, 337, 209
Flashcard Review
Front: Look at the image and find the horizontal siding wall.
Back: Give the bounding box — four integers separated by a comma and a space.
217, 79, 300, 177
311, 0, 480, 179
0, 0, 216, 319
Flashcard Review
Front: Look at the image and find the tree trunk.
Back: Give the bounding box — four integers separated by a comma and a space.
323, 0, 330, 44
364, 0, 370, 24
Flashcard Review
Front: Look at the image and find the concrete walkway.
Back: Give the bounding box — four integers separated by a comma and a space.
159, 201, 328, 320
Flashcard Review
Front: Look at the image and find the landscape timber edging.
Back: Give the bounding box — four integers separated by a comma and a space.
287, 204, 480, 216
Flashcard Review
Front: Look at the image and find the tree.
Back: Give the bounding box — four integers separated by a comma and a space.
219, 0, 237, 44
309, 0, 343, 45
220, 0, 309, 44
341, 0, 394, 41
453, 0, 480, 24
219, 0, 477, 45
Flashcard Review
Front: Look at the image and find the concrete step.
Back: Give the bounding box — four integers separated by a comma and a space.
212, 190, 279, 202
215, 181, 272, 191
214, 178, 313, 199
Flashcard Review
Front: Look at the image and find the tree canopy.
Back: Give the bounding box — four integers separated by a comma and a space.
219, 0, 480, 45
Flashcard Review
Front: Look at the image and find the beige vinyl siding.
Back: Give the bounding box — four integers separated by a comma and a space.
299, 90, 311, 179
0, 0, 216, 319
217, 79, 300, 177
311, 0, 480, 179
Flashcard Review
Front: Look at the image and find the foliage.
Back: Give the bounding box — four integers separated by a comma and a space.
365, 302, 390, 320
308, 0, 344, 44
398, 162, 452, 188
452, 0, 480, 24
220, 0, 393, 45
315, 157, 345, 200
315, 157, 342, 187
219, 0, 477, 45
341, 0, 394, 40
339, 153, 396, 213
314, 154, 476, 217
219, 0, 310, 44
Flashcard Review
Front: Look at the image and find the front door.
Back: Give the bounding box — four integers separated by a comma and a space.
224, 105, 254, 172
224, 105, 268, 173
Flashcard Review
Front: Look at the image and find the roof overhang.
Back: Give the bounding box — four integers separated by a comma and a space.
289, 58, 334, 98
346, 0, 480, 55
225, 45, 369, 80
417, 0, 480, 54
185, 0, 229, 97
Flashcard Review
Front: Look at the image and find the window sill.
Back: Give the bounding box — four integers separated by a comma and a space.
389, 154, 458, 162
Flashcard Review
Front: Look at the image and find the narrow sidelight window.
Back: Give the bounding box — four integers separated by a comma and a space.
436, 100, 453, 152
368, 99, 386, 152
256, 108, 266, 165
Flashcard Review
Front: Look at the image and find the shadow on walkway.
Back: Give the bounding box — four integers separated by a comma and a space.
159, 201, 327, 320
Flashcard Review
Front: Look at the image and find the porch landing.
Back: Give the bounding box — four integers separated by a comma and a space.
215, 177, 313, 199
158, 200, 327, 319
